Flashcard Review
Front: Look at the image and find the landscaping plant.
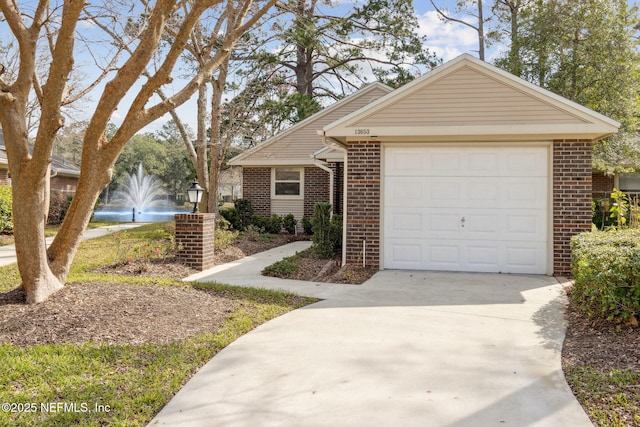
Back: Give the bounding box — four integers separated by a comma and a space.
571, 229, 640, 323
311, 202, 341, 258
283, 214, 297, 234
0, 185, 12, 234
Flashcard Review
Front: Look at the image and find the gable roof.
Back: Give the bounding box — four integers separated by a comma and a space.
0, 129, 80, 177
229, 82, 392, 166
322, 54, 620, 143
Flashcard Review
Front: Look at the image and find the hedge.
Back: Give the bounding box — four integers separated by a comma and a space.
571, 229, 640, 322
0, 186, 12, 234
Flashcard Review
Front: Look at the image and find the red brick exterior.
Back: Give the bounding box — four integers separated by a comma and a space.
345, 141, 380, 266
553, 140, 593, 276
304, 167, 330, 218
175, 213, 215, 270
242, 167, 271, 216
51, 175, 78, 194
0, 168, 9, 186
592, 171, 614, 199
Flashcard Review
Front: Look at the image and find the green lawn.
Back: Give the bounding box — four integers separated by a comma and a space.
0, 223, 315, 426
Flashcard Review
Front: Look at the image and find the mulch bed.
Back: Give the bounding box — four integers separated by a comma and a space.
0, 233, 309, 347
561, 285, 640, 426
563, 296, 640, 371
264, 250, 379, 284
0, 283, 234, 346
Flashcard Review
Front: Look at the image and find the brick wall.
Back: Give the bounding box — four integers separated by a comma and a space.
0, 168, 9, 186
175, 213, 215, 270
304, 167, 330, 217
242, 167, 271, 216
592, 171, 614, 199
345, 141, 380, 267
553, 139, 593, 276
51, 175, 78, 194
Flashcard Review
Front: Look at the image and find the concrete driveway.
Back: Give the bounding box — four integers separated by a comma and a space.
150, 244, 592, 427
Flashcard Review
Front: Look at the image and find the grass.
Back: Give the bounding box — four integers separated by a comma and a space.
0, 221, 122, 247
565, 367, 640, 426
0, 222, 316, 426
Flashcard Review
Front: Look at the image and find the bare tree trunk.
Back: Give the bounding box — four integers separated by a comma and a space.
11, 151, 64, 302
196, 84, 211, 211
208, 58, 229, 214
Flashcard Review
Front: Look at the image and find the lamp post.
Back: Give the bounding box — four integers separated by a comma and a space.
187, 180, 204, 213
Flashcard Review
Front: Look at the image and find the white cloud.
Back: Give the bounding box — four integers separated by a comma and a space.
418, 11, 479, 62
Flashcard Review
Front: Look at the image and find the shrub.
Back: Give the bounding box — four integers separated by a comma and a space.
266, 214, 282, 234
262, 258, 299, 277
219, 207, 240, 230
215, 228, 239, 250
250, 215, 268, 233
0, 186, 12, 234
249, 214, 282, 234
234, 198, 253, 231
571, 229, 640, 323
301, 216, 313, 235
48, 192, 72, 225
283, 214, 297, 234
311, 202, 342, 258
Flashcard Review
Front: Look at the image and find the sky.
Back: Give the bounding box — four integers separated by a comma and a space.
0, 1, 636, 136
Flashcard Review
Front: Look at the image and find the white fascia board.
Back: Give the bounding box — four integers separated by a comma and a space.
329, 123, 619, 143
230, 159, 318, 167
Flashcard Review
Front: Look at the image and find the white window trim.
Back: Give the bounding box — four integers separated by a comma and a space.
271, 167, 304, 200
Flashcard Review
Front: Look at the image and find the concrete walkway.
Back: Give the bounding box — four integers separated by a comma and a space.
0, 223, 147, 267
150, 242, 592, 427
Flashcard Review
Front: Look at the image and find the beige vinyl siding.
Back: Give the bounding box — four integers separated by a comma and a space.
354, 66, 589, 128
243, 86, 390, 162
271, 199, 304, 220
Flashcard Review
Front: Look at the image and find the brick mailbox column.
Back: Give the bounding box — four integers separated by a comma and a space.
174, 213, 215, 270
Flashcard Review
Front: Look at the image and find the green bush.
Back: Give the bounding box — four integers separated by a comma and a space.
266, 214, 282, 234
571, 229, 640, 322
311, 202, 342, 258
219, 207, 240, 230
47, 192, 72, 225
250, 215, 268, 233
262, 258, 299, 276
283, 214, 297, 234
0, 186, 12, 234
250, 214, 282, 234
234, 198, 253, 231
301, 216, 313, 235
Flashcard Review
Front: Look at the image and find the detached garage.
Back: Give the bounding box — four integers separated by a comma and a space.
321, 54, 620, 276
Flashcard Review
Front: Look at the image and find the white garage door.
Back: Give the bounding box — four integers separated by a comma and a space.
384, 146, 548, 274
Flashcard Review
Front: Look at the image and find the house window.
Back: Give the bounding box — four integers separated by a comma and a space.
272, 168, 303, 198
619, 174, 640, 193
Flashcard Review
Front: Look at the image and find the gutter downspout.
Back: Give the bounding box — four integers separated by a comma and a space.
320, 130, 348, 267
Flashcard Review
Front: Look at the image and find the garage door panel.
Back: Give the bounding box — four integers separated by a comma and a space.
383, 146, 548, 274
385, 147, 547, 178
384, 208, 546, 240
385, 177, 545, 210
466, 244, 500, 270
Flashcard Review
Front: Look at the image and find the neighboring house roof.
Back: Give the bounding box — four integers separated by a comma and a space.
323, 54, 621, 144
229, 82, 393, 166
0, 129, 81, 178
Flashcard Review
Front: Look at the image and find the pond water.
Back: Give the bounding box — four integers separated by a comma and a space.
93, 207, 193, 223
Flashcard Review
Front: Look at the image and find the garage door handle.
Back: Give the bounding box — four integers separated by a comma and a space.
461, 217, 465, 228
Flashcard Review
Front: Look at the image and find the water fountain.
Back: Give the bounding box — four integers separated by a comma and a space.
93, 163, 190, 222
